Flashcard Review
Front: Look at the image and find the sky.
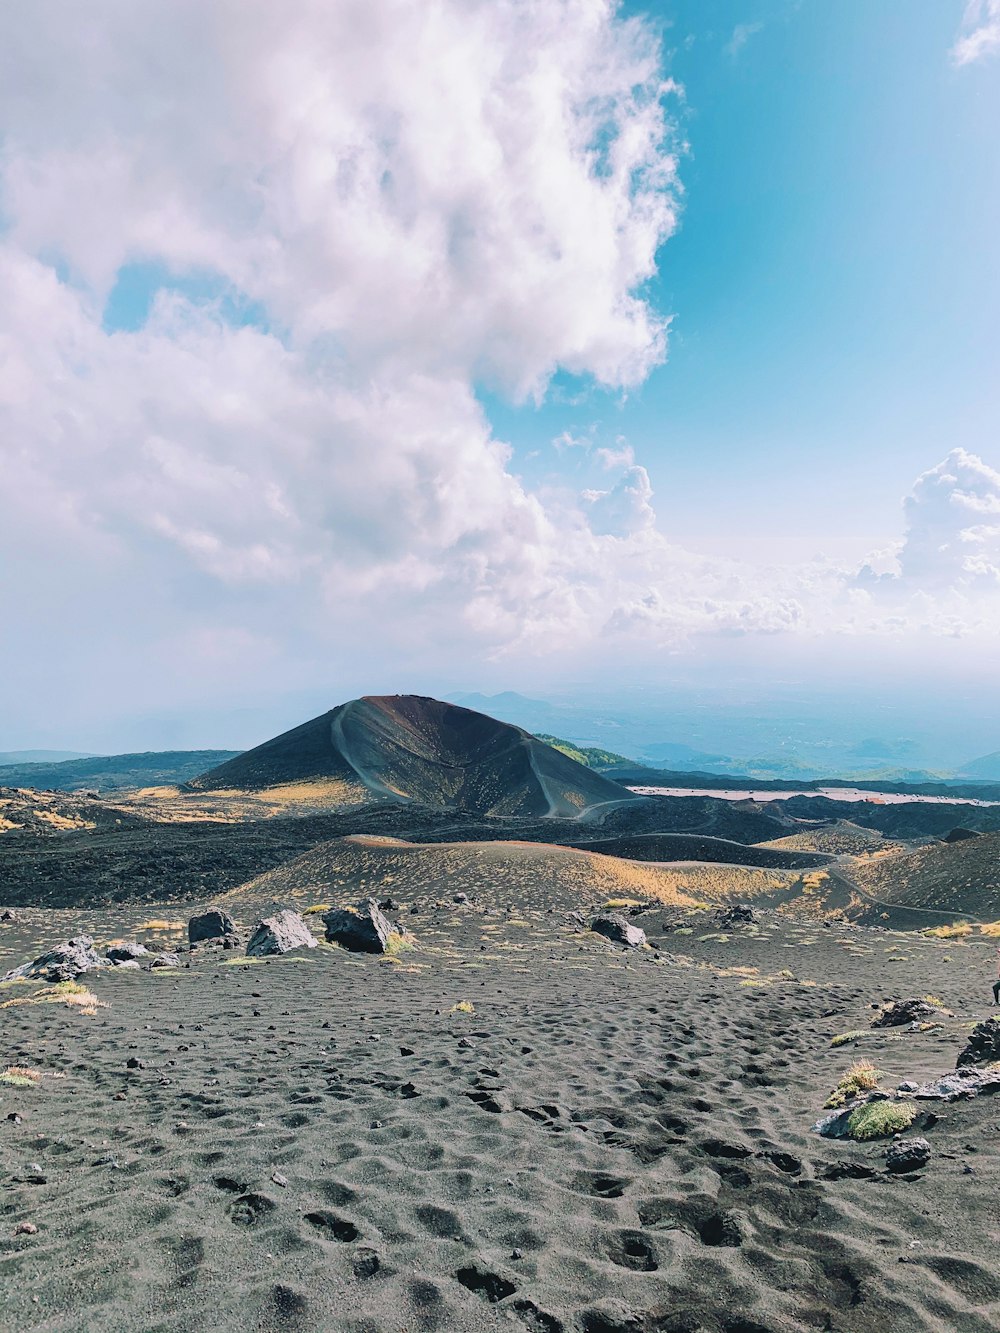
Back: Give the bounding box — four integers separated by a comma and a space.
1, 0, 999, 755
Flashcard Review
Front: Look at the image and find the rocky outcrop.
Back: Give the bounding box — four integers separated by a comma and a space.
590, 913, 646, 949
323, 899, 401, 954
1, 936, 107, 984
956, 1016, 1000, 1068
246, 909, 317, 957
871, 998, 939, 1029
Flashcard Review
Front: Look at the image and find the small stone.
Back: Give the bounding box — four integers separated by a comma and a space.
126, 1057, 144, 1070
271, 1172, 288, 1188
13, 1222, 37, 1236
511, 1248, 523, 1260
7, 1112, 22, 1124
353, 1246, 381, 1279
113, 1091, 127, 1101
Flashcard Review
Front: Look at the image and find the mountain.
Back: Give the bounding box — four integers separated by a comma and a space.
0, 750, 96, 765
190, 694, 639, 818
0, 750, 241, 793
956, 751, 1000, 781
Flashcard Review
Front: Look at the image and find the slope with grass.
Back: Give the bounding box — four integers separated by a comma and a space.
847, 830, 1000, 922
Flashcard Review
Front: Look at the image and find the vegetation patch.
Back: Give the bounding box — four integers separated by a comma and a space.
1, 1066, 42, 1088
0, 980, 105, 1015
846, 1100, 917, 1141
450, 1000, 475, 1014
830, 1030, 867, 1048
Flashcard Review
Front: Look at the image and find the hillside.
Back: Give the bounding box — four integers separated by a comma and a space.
191, 695, 639, 818
0, 750, 241, 793
221, 832, 802, 917
848, 830, 1000, 922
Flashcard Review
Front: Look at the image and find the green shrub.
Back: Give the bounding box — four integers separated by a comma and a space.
846, 1100, 916, 1140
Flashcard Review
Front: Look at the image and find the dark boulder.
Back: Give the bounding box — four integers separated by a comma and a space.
956, 1016, 1000, 1068
0, 909, 19, 922
188, 909, 238, 946
885, 1137, 931, 1174
323, 899, 401, 954
246, 909, 317, 957
1, 936, 107, 984
871, 998, 938, 1029
590, 913, 646, 948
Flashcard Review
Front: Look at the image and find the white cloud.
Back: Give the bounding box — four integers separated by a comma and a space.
951, 0, 1000, 65
2, 1, 1000, 739
726, 21, 763, 59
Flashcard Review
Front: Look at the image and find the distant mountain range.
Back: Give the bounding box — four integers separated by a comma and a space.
0, 751, 241, 792
451, 692, 1000, 785
6, 690, 1000, 795
0, 750, 96, 765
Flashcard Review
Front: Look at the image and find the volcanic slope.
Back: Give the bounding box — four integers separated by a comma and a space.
191, 695, 638, 818
221, 833, 805, 918
847, 830, 1000, 923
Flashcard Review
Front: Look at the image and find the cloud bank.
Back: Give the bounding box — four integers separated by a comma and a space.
0, 1, 999, 736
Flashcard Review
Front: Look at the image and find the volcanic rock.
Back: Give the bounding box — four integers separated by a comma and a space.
590, 913, 646, 949
885, 1137, 931, 1174
714, 903, 760, 928
323, 899, 401, 954
1, 935, 107, 984
956, 1016, 1000, 1068
246, 909, 317, 957
871, 998, 939, 1029
188, 909, 238, 946
106, 941, 149, 963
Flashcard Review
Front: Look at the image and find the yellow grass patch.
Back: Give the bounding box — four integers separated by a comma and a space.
137, 919, 185, 932
450, 1000, 475, 1014
979, 921, 1000, 938
0, 979, 105, 1015
924, 922, 972, 939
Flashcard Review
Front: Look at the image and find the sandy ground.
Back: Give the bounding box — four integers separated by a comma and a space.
2, 888, 999, 1333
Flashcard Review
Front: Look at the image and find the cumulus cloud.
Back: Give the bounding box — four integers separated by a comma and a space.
951, 0, 1000, 65
2, 0, 1000, 740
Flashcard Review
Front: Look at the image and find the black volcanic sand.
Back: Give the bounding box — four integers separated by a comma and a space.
2, 897, 1000, 1333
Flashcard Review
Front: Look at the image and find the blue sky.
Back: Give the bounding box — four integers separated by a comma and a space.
1, 1, 999, 754
495, 0, 1000, 562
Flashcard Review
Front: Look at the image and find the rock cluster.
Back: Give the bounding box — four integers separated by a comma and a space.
714, 903, 759, 928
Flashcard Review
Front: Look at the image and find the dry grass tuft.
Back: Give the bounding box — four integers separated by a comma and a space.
0, 980, 105, 1015
450, 1000, 475, 1014
825, 1059, 882, 1108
